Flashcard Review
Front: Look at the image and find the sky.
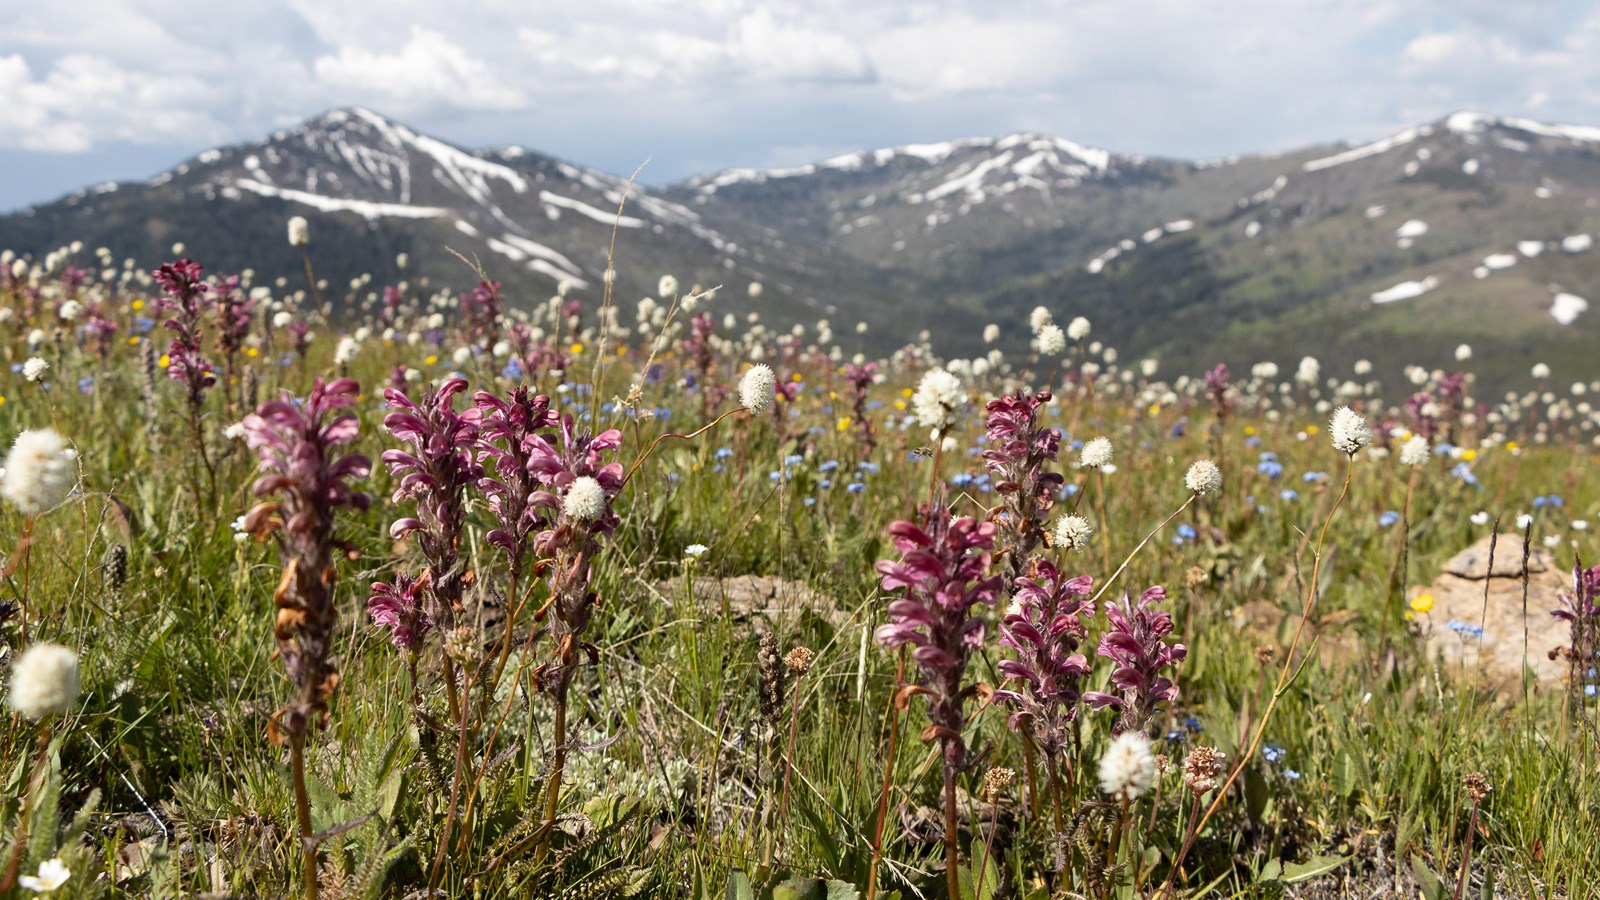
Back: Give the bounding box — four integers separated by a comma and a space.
4, 0, 1600, 211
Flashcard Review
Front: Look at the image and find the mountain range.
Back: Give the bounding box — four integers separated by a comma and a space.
4, 106, 1600, 384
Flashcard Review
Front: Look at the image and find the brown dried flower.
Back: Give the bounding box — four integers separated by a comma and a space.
1184, 746, 1225, 796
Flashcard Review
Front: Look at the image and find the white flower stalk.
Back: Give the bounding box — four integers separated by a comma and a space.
1067, 316, 1091, 341
1098, 732, 1156, 801
2, 429, 78, 516
1028, 306, 1053, 332
1398, 435, 1430, 467
739, 364, 776, 414
1033, 323, 1066, 356
1329, 406, 1372, 455
1080, 437, 1114, 468
658, 274, 679, 298
912, 368, 966, 436
22, 357, 48, 382
562, 476, 607, 522
983, 323, 1000, 343
7, 643, 81, 720
333, 336, 359, 366
287, 216, 309, 247
1053, 514, 1093, 552
1185, 458, 1222, 496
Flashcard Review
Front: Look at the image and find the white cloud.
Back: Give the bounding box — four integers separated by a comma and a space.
313, 25, 526, 113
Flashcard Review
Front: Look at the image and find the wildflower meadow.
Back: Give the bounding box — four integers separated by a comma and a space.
0, 226, 1597, 899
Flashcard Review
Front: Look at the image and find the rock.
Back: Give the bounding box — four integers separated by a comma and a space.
660, 574, 846, 631
1411, 534, 1572, 688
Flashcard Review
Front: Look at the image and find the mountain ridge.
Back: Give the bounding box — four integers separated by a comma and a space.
4, 106, 1600, 384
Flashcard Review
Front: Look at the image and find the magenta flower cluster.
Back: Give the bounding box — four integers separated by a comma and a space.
875, 502, 1003, 766
995, 561, 1095, 758
981, 390, 1063, 587
1083, 586, 1188, 735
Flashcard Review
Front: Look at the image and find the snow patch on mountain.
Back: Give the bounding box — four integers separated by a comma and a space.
1370, 276, 1440, 304
233, 179, 447, 220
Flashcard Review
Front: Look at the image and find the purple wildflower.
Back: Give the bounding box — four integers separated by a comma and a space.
381, 378, 482, 631
995, 561, 1094, 758
1084, 586, 1188, 735
368, 571, 431, 650
1550, 560, 1600, 681
874, 499, 1003, 767
239, 377, 372, 739
980, 391, 1063, 590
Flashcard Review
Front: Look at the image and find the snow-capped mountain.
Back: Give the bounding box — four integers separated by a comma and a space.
4, 107, 1600, 381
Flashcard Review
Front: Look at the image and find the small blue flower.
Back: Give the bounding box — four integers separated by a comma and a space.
1263, 744, 1287, 764
77, 376, 94, 394
951, 473, 975, 487
857, 461, 879, 474
1533, 496, 1548, 509
1245, 435, 1262, 447
803, 497, 817, 507
1585, 684, 1597, 698
1446, 619, 1485, 639
846, 482, 865, 494
1258, 460, 1284, 478
715, 447, 734, 460
1259, 451, 1278, 462
1185, 716, 1203, 733
1303, 471, 1329, 483
1166, 729, 1185, 743
1282, 769, 1302, 781
1177, 524, 1198, 541
819, 460, 841, 473
1379, 510, 1400, 528
1060, 484, 1080, 498
1280, 489, 1299, 502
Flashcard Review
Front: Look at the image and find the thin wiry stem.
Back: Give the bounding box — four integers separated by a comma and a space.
1195, 457, 1353, 834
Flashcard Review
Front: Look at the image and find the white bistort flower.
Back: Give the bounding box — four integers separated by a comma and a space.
911, 368, 966, 435
1053, 514, 1093, 552
22, 357, 48, 382
1329, 406, 1371, 455
1185, 458, 1222, 496
1398, 435, 1430, 467
7, 643, 81, 720
739, 363, 776, 415
1080, 437, 1114, 468
658, 274, 679, 298
2, 429, 78, 516
1098, 732, 1156, 801
1028, 306, 1053, 332
562, 476, 608, 522
1067, 316, 1091, 341
1033, 323, 1067, 356
333, 336, 359, 366
287, 216, 309, 247
983, 323, 1000, 343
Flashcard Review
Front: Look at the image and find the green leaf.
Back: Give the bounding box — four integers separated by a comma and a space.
1333, 748, 1362, 799
772, 878, 823, 900
583, 793, 643, 831
1243, 765, 1270, 824
1278, 854, 1350, 883
959, 838, 1000, 900
1410, 856, 1448, 900
727, 868, 756, 900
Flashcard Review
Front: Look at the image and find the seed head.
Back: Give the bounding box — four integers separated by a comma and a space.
1184, 746, 1225, 795
1098, 732, 1156, 801
981, 767, 1015, 799
1185, 458, 1222, 496
562, 476, 608, 522
1080, 437, 1113, 468
7, 643, 81, 720
784, 646, 814, 675
911, 368, 966, 435
1398, 435, 1430, 467
739, 364, 776, 415
1329, 406, 1372, 455
1462, 772, 1492, 803
2, 428, 79, 517
1053, 514, 1093, 552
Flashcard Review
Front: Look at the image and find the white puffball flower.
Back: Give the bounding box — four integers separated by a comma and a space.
58, 300, 83, 321
911, 368, 966, 435
1028, 306, 1053, 332
22, 357, 49, 382
1053, 514, 1093, 552
658, 274, 679, 298
684, 543, 709, 558
272, 311, 294, 329
7, 643, 81, 720
1353, 359, 1373, 376
1080, 437, 1114, 468
1034, 323, 1067, 356
333, 336, 359, 366
1532, 363, 1551, 379
17, 857, 71, 893
1398, 435, 1430, 467
287, 216, 309, 247
1516, 513, 1534, 530
747, 281, 763, 298
1140, 359, 1159, 378
452, 346, 472, 366
1455, 343, 1473, 362
2, 429, 78, 516
739, 363, 776, 415
1185, 458, 1223, 496
223, 421, 248, 441
1329, 406, 1372, 455
1067, 316, 1091, 341
983, 323, 1000, 343
562, 476, 608, 522
1098, 732, 1157, 801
